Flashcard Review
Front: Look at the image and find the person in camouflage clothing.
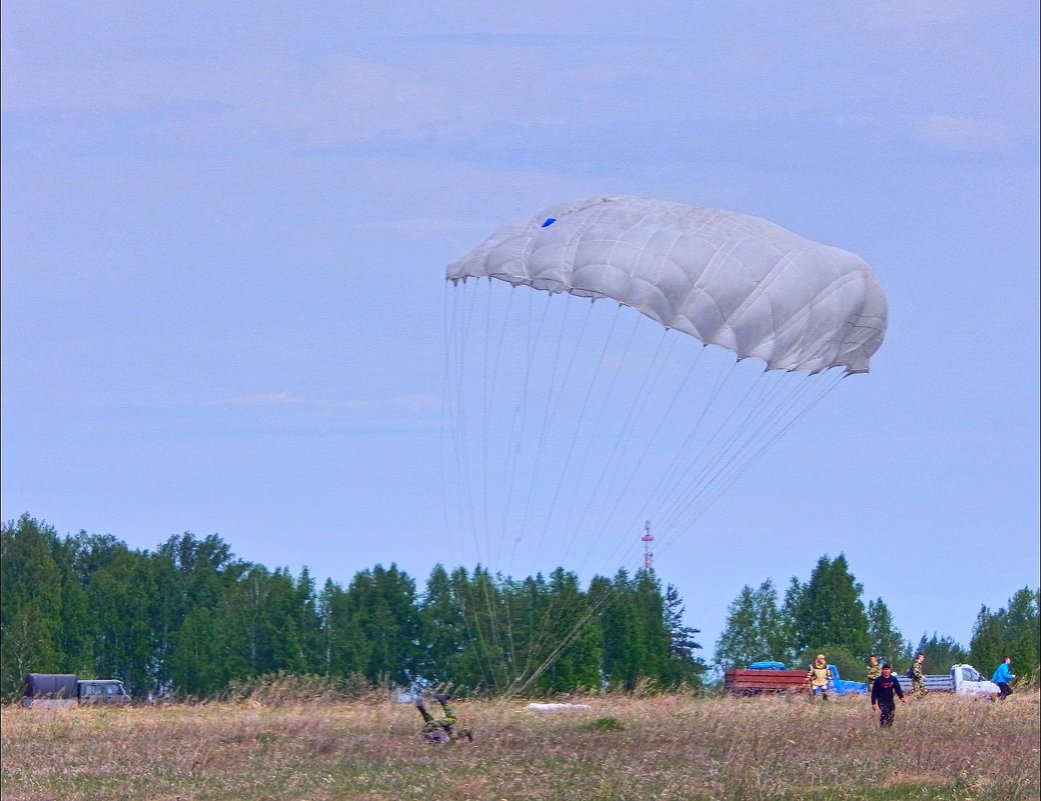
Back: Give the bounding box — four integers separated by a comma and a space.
807, 654, 833, 700
866, 655, 882, 685
415, 692, 473, 743
910, 652, 928, 696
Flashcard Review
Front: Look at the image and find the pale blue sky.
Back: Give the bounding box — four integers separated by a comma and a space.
3, 2, 1038, 661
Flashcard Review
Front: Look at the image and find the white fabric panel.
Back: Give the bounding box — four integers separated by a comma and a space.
446, 195, 888, 373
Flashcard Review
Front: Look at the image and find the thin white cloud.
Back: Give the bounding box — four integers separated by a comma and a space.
909, 114, 1012, 150
864, 0, 968, 28
216, 391, 371, 411
391, 393, 442, 414
216, 392, 442, 416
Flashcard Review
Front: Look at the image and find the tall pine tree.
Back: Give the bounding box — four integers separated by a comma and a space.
784, 554, 870, 663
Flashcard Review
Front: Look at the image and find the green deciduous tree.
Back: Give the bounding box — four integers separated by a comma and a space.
81, 541, 158, 694
170, 604, 225, 696
714, 579, 788, 668
1, 515, 90, 699
317, 577, 371, 678
970, 587, 1040, 681
867, 597, 905, 665
1, 515, 716, 699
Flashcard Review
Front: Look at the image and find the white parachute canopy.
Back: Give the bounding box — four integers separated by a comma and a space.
443, 196, 887, 578
447, 195, 886, 374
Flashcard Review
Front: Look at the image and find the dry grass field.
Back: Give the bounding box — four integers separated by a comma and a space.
2, 691, 1038, 801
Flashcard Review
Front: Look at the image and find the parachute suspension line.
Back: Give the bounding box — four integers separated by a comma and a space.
712, 368, 848, 492
608, 353, 745, 561
558, 323, 687, 572
443, 280, 485, 564
516, 296, 602, 574
652, 364, 805, 541
512, 314, 695, 688
443, 284, 512, 693
650, 366, 792, 543
596, 353, 791, 563
480, 281, 509, 565
534, 303, 658, 571
653, 368, 846, 558
504, 299, 627, 688
486, 282, 544, 572
690, 368, 846, 520
449, 281, 570, 694
494, 288, 584, 691
503, 291, 584, 579
446, 283, 509, 690
495, 286, 541, 572
463, 288, 599, 692
584, 337, 713, 571
487, 283, 608, 692
664, 365, 795, 524
504, 301, 667, 689
501, 568, 630, 704
448, 283, 608, 694
476, 281, 530, 690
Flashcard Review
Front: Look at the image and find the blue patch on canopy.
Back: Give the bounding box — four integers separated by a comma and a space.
541, 217, 556, 227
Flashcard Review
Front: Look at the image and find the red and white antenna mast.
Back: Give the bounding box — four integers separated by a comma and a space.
641, 520, 654, 570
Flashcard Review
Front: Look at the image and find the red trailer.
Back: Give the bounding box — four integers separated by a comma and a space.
723, 668, 809, 695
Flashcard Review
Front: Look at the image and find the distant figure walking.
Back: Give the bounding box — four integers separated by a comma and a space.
866, 655, 881, 685
870, 663, 905, 727
992, 656, 1016, 700
909, 652, 928, 696
415, 692, 473, 743
807, 654, 833, 700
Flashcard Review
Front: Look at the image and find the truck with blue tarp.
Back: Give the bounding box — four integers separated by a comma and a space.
724, 662, 867, 695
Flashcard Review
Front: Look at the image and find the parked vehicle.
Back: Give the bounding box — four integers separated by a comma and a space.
724, 662, 999, 698
724, 662, 867, 696
21, 673, 130, 708
896, 664, 999, 696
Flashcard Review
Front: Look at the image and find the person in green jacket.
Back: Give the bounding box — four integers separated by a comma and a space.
415, 692, 473, 743
909, 652, 928, 697
866, 654, 882, 685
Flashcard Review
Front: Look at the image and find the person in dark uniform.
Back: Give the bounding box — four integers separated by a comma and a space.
870, 663, 905, 727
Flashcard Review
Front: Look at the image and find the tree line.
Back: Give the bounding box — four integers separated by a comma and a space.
0, 514, 706, 700
3, 516, 1037, 702
713, 554, 1040, 682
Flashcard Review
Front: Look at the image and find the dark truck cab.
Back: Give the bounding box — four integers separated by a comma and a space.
21, 673, 130, 708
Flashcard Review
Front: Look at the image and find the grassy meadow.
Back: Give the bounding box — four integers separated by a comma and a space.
2, 690, 1038, 801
